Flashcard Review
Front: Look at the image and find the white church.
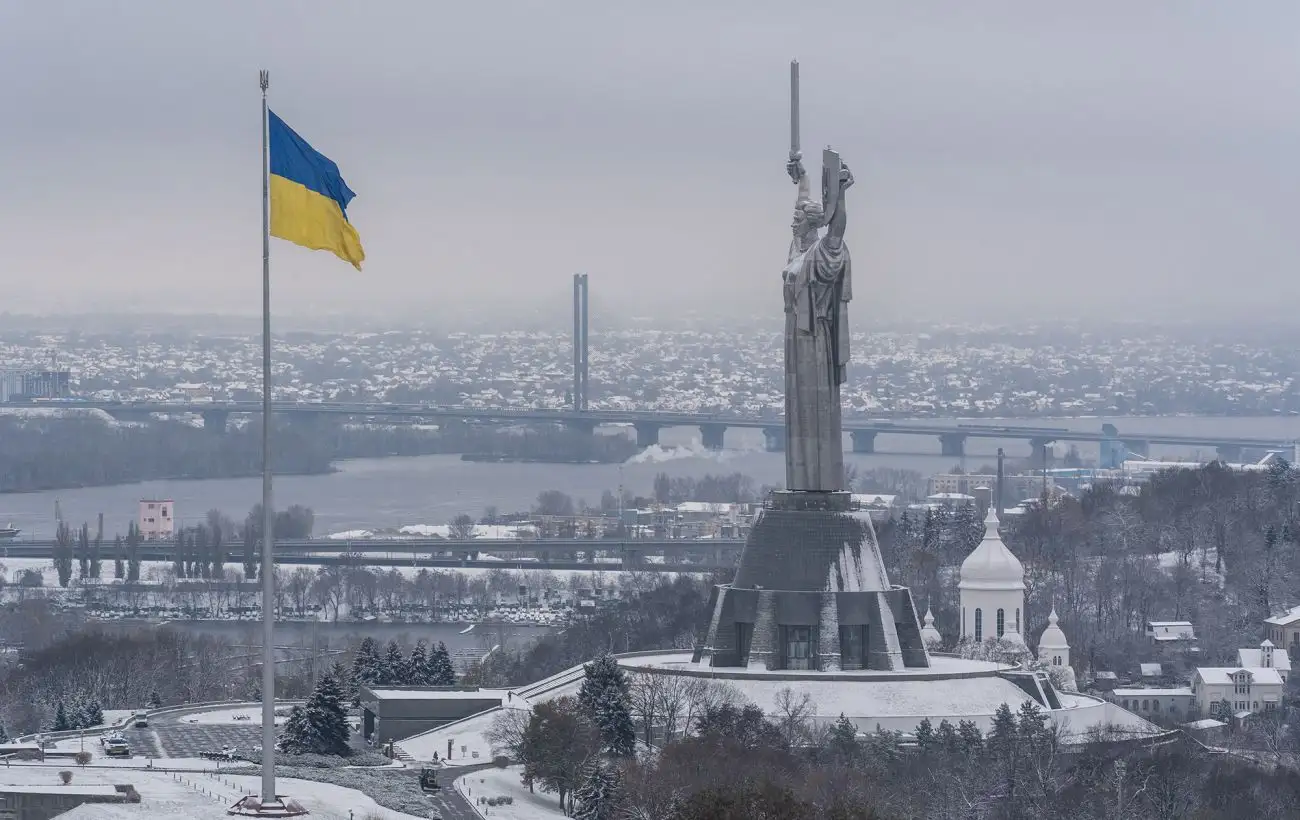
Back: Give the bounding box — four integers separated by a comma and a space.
928, 506, 1072, 671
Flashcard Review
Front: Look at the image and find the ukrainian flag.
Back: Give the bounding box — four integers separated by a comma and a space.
269, 111, 365, 270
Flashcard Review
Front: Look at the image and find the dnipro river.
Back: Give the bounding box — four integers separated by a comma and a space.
4, 416, 1298, 540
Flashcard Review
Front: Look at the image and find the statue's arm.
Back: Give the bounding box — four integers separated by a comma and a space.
826, 164, 853, 245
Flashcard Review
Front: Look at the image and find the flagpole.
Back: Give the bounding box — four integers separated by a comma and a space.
258, 67, 277, 807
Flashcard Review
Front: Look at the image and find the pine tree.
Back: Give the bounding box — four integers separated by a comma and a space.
406, 640, 430, 686
113, 535, 125, 580
572, 758, 624, 820
914, 716, 935, 754
936, 718, 960, 755
957, 719, 984, 755
0, 723, 9, 744
52, 701, 70, 731
828, 714, 860, 761
278, 672, 351, 756
580, 655, 634, 757
1016, 700, 1047, 743
81, 699, 104, 728
351, 637, 384, 705
427, 642, 456, 686
989, 702, 1018, 755
330, 660, 355, 706
381, 640, 405, 686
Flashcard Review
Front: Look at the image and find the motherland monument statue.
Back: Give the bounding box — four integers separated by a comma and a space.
783, 59, 854, 492
692, 63, 930, 673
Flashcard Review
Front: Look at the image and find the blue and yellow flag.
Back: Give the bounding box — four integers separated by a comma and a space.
269, 111, 365, 270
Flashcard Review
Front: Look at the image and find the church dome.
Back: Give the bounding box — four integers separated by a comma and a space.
1038, 609, 1069, 652
959, 507, 1025, 591
920, 607, 943, 646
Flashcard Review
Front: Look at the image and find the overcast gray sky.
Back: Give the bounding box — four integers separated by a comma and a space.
3, 1, 1300, 326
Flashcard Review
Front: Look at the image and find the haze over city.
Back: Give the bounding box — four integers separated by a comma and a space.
5, 1, 1300, 324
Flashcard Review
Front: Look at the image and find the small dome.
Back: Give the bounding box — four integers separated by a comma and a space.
1038, 608, 1069, 652
920, 607, 943, 645
1261, 639, 1276, 649
959, 507, 1025, 591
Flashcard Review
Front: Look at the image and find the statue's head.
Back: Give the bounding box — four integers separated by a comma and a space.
792, 198, 823, 236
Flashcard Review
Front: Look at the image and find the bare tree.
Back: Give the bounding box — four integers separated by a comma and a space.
772, 687, 816, 748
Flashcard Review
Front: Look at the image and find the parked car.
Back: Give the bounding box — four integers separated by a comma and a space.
103, 737, 130, 757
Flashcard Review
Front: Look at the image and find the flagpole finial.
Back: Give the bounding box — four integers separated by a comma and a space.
259, 70, 269, 93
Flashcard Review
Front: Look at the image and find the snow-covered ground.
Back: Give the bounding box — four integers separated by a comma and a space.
183, 707, 286, 726
457, 765, 565, 819
0, 760, 428, 820
400, 701, 530, 765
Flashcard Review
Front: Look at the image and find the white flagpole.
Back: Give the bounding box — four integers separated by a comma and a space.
258, 67, 277, 807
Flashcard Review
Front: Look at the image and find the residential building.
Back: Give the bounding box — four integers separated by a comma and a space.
138, 499, 174, 541
1146, 621, 1196, 644
1190, 667, 1284, 717
1264, 605, 1300, 650
927, 473, 1055, 501
1237, 640, 1290, 683
1108, 687, 1195, 720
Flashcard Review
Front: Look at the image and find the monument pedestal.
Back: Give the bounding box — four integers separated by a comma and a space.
694, 490, 929, 672
228, 797, 309, 817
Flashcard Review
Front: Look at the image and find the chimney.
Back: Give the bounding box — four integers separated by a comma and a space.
995, 448, 1005, 515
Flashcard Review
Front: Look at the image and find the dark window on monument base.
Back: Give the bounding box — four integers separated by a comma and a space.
736, 623, 753, 665
840, 625, 867, 670
783, 626, 813, 671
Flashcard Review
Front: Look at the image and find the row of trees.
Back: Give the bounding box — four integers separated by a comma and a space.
349, 637, 456, 698
499, 677, 1300, 819
52, 521, 144, 587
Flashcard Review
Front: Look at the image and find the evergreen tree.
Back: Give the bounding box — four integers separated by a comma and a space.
405, 639, 430, 686
330, 660, 355, 706
381, 640, 405, 686
426, 642, 457, 686
126, 522, 141, 583
278, 672, 350, 756
913, 716, 935, 755
0, 723, 9, 744
242, 523, 257, 581
351, 637, 384, 705
113, 535, 125, 580
80, 699, 104, 728
579, 654, 634, 757
54, 522, 73, 588
989, 702, 1018, 754
936, 718, 960, 755
148, 691, 162, 709
828, 714, 861, 761
77, 523, 90, 579
572, 758, 624, 820
1016, 700, 1047, 742
957, 719, 984, 754
52, 701, 70, 731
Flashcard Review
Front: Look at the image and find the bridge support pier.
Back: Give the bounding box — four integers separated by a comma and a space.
938, 433, 967, 458
621, 547, 645, 569
1029, 437, 1054, 466
763, 427, 784, 452
850, 430, 877, 454
633, 422, 661, 449
1216, 444, 1243, 462
565, 417, 597, 435
700, 424, 726, 450
201, 409, 229, 434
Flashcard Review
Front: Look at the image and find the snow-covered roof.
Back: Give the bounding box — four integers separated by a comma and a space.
366, 687, 510, 701
1264, 605, 1300, 626
1194, 667, 1284, 686
1238, 646, 1291, 672
1139, 663, 1162, 677
1112, 687, 1193, 697
1183, 718, 1227, 730
959, 508, 1025, 591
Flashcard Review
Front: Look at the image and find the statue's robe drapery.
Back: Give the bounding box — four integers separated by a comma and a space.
783, 233, 851, 491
